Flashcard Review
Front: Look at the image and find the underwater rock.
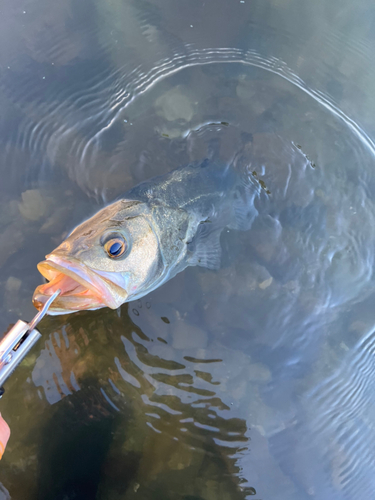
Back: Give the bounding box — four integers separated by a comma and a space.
39, 206, 71, 235
236, 77, 275, 116
18, 190, 47, 221
0, 224, 24, 268
5, 276, 22, 294
172, 320, 208, 350
0, 200, 19, 229
259, 276, 273, 290
155, 86, 194, 122
247, 362, 272, 382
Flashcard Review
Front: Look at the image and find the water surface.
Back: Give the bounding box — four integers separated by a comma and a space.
1, 0, 375, 498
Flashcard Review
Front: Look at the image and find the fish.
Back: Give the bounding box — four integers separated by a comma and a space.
33, 160, 260, 315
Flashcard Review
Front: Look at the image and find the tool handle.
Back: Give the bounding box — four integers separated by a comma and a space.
0, 289, 61, 394
0, 321, 41, 388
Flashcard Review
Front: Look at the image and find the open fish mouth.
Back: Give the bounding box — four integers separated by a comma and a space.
32, 255, 122, 314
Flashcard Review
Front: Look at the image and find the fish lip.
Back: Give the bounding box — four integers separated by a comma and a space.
33, 255, 120, 311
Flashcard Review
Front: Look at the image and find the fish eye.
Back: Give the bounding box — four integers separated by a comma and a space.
104, 237, 127, 259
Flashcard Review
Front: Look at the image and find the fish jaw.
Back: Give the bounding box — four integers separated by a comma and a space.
32, 255, 127, 315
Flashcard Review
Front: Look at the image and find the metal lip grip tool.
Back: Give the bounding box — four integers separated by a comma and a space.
0, 289, 61, 393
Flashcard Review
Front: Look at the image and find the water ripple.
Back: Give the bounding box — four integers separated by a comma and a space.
2, 44, 375, 197
303, 324, 375, 497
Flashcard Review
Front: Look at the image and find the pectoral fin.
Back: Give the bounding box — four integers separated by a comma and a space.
228, 186, 258, 231
188, 224, 222, 270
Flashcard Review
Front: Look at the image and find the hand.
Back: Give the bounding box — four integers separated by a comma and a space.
0, 413, 10, 459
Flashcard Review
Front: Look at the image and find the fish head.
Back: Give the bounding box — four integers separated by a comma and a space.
33, 200, 165, 314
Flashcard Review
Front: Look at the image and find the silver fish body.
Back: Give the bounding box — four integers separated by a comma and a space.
33, 160, 259, 314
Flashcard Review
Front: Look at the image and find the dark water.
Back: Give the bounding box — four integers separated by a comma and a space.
1, 0, 375, 498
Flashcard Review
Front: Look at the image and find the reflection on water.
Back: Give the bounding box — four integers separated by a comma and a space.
1, 0, 375, 498
4, 306, 256, 499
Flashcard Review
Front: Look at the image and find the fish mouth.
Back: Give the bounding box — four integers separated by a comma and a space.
32, 255, 124, 315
